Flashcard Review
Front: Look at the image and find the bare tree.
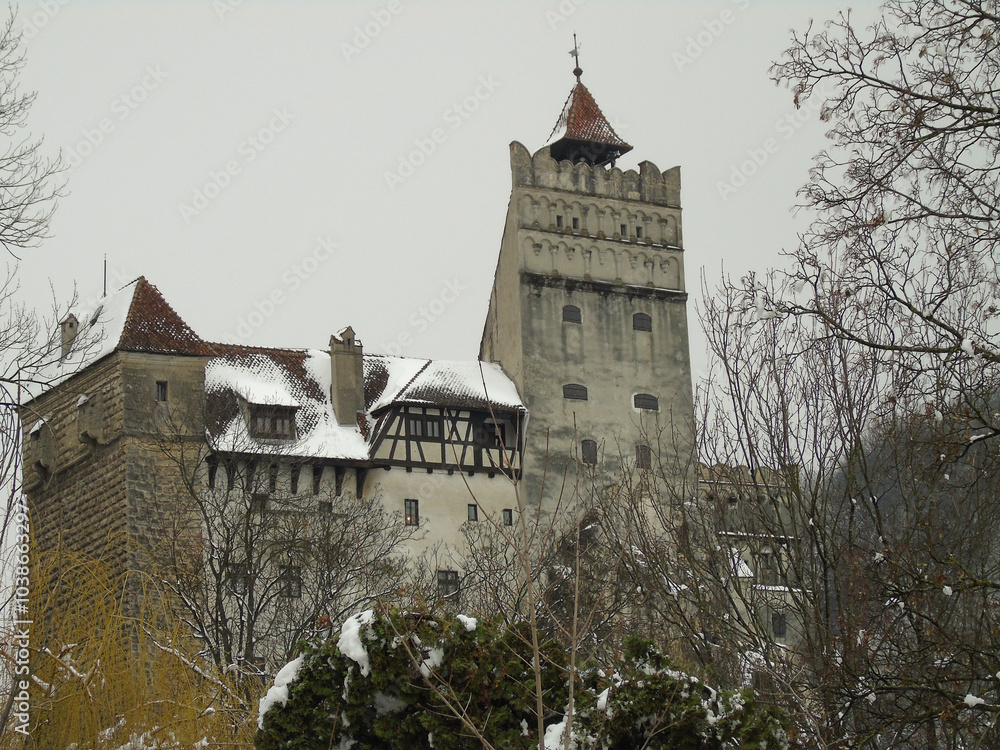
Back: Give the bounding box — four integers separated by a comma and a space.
152, 413, 417, 687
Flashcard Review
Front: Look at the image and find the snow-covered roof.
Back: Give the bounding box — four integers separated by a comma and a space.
24, 277, 211, 401
365, 355, 523, 414
206, 347, 369, 461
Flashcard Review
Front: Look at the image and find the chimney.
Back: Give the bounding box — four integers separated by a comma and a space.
60, 314, 79, 359
330, 326, 364, 425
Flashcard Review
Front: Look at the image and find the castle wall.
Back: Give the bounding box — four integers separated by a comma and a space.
22, 354, 129, 573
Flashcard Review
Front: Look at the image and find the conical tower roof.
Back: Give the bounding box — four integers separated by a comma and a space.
545, 79, 632, 167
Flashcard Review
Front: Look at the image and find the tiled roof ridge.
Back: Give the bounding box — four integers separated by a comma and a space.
394, 359, 432, 402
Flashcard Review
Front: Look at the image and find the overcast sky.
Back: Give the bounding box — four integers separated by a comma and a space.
14, 0, 881, 380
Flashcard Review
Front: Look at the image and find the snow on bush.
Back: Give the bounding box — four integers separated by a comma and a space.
338, 609, 375, 676
257, 655, 304, 729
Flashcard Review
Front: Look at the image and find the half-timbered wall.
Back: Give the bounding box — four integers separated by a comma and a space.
369, 405, 522, 476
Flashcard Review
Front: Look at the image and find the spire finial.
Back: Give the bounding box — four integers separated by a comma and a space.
570, 32, 582, 82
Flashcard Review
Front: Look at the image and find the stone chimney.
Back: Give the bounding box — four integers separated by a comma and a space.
60, 313, 79, 359
330, 326, 364, 425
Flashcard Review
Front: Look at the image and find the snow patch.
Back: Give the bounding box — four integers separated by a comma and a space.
338, 610, 376, 676
964, 693, 985, 708
456, 614, 477, 632
257, 655, 304, 729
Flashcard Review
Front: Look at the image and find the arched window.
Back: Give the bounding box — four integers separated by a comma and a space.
563, 383, 588, 401
581, 439, 598, 465
633, 312, 652, 331
634, 393, 659, 411
562, 305, 582, 324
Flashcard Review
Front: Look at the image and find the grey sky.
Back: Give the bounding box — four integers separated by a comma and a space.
14, 0, 881, 381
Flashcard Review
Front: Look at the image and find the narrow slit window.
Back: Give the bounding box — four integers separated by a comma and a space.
502, 509, 513, 526
636, 444, 651, 469
633, 313, 652, 332
155, 381, 168, 402
772, 612, 787, 638
467, 504, 478, 521
556, 215, 564, 228
290, 465, 300, 495
636, 225, 644, 239
572, 217, 580, 230
312, 465, 323, 495
620, 223, 628, 236
562, 305, 581, 324
268, 463, 278, 493
634, 393, 659, 411
563, 383, 588, 401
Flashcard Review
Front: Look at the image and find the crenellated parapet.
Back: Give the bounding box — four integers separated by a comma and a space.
509, 141, 681, 208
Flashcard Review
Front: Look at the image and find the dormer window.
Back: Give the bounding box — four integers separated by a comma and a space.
248, 405, 297, 439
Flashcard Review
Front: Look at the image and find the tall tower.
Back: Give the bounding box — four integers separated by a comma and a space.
479, 64, 695, 508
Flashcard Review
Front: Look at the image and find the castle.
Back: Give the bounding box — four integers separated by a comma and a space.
20, 66, 699, 666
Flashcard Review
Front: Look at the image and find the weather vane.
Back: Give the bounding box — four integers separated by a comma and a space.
570, 32, 582, 82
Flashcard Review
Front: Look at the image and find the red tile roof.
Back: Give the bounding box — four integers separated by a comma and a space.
547, 82, 631, 152
117, 277, 213, 356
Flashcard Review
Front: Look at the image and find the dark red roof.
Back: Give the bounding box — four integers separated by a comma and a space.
117, 277, 213, 356
548, 82, 632, 152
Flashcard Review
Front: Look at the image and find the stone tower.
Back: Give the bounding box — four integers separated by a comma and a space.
479, 69, 696, 508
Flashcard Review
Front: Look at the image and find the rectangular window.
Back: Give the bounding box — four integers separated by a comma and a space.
407, 416, 423, 437
279, 565, 303, 598
636, 444, 651, 469
268, 463, 278, 493
318, 500, 332, 513
250, 494, 268, 513
290, 465, 300, 495
572, 217, 579, 230
556, 215, 564, 228
155, 380, 168, 402
425, 418, 441, 439
226, 563, 249, 596
502, 508, 513, 526
636, 225, 644, 239
467, 504, 478, 521
437, 569, 459, 599
772, 611, 787, 639
404, 498, 419, 526
581, 439, 598, 465
312, 465, 323, 495
620, 223, 628, 236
